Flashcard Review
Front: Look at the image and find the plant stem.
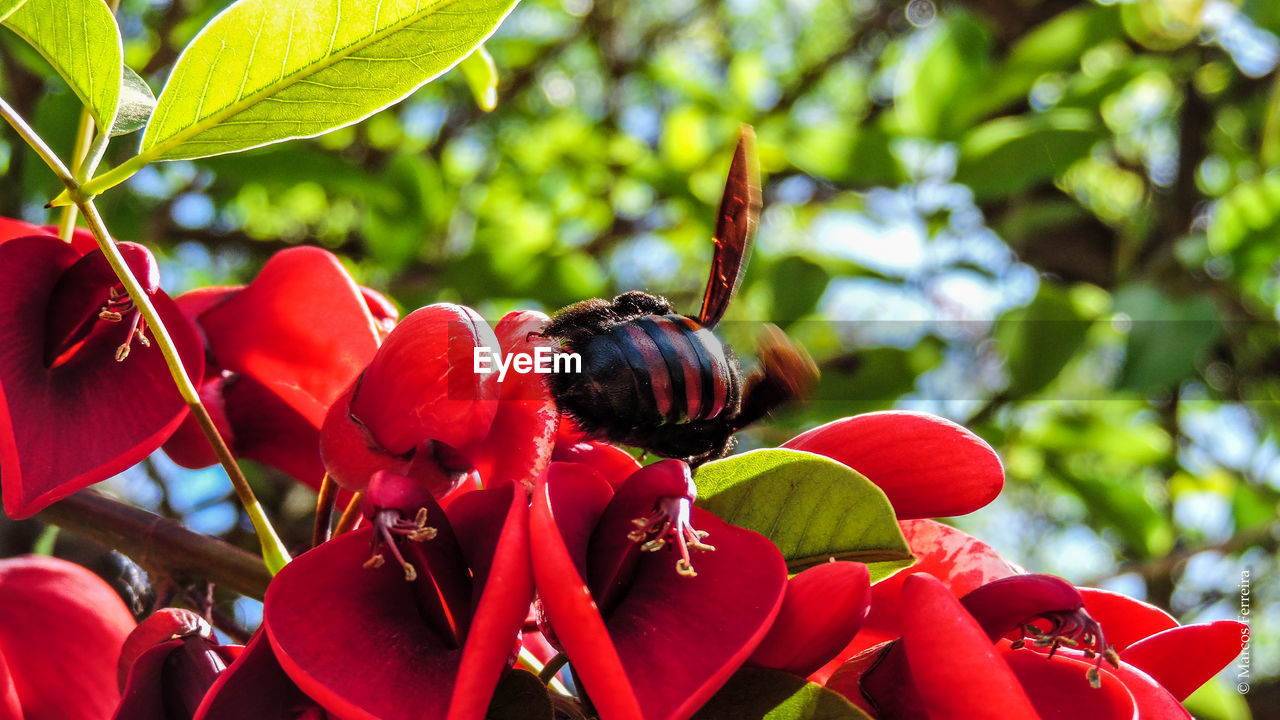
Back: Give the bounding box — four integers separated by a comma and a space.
57, 110, 95, 238
312, 473, 338, 548
0, 93, 291, 574
537, 653, 569, 685
334, 492, 365, 535
36, 491, 272, 600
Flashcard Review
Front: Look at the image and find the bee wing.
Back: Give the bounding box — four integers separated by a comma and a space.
697, 125, 761, 328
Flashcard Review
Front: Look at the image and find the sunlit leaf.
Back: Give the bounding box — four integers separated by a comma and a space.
458, 44, 497, 112
0, 0, 26, 23
894, 10, 992, 139
140, 0, 520, 162
694, 449, 912, 578
2, 0, 123, 131
108, 65, 155, 137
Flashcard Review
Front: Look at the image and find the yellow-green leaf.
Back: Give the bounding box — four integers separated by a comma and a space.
459, 44, 498, 112
0, 0, 27, 23
141, 0, 520, 162
2, 0, 123, 131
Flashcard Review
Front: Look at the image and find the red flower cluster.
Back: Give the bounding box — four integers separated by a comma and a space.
0, 235, 1247, 719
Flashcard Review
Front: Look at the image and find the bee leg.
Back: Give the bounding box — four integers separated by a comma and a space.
733, 325, 819, 431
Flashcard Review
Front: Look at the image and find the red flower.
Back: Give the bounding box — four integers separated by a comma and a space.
320, 306, 558, 495
829, 570, 1247, 719
254, 471, 533, 720
530, 459, 789, 720
0, 555, 136, 720
192, 631, 330, 720
163, 247, 389, 488
782, 411, 1005, 519
0, 235, 203, 517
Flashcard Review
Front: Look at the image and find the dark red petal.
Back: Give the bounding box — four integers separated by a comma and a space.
197, 247, 382, 428
44, 242, 159, 364
551, 440, 642, 489
898, 574, 1039, 720
0, 237, 204, 518
468, 311, 558, 488
1119, 620, 1247, 701
586, 459, 696, 612
264, 522, 473, 720
111, 639, 183, 720
959, 574, 1084, 641
1001, 647, 1138, 720
445, 485, 535, 720
0, 219, 95, 254
1077, 587, 1178, 651
193, 631, 328, 720
352, 304, 499, 454
812, 519, 1020, 682
782, 411, 1004, 519
118, 608, 213, 691
749, 562, 871, 676
0, 556, 135, 720
530, 463, 640, 719
222, 374, 326, 487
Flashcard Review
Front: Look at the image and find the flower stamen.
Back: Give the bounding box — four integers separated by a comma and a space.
1017, 609, 1119, 689
364, 507, 436, 582
629, 495, 715, 577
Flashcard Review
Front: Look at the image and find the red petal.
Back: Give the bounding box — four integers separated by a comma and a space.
351, 304, 499, 454
551, 440, 642, 489
197, 247, 382, 427
0, 219, 95, 254
1077, 587, 1178, 651
444, 485, 535, 720
1119, 621, 1247, 701
783, 411, 1004, 519
264, 522, 474, 719
811, 519, 1019, 682
898, 574, 1039, 720
1001, 647, 1137, 720
193, 631, 327, 720
530, 463, 641, 720
0, 556, 135, 720
959, 574, 1084, 641
0, 237, 203, 518
469, 311, 559, 488
111, 639, 184, 720
749, 561, 871, 676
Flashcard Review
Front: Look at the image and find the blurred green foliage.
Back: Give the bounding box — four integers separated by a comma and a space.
3, 0, 1279, 713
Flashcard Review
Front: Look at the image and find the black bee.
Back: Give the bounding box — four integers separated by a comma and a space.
542, 126, 818, 466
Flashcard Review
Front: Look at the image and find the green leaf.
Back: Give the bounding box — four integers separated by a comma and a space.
769, 255, 829, 325
109, 65, 156, 137
0, 0, 27, 23
690, 667, 872, 720
894, 10, 992, 139
1206, 174, 1280, 254
140, 0, 520, 162
3, 0, 123, 131
1114, 284, 1221, 393
954, 110, 1102, 201
459, 44, 497, 112
996, 283, 1093, 397
694, 449, 912, 578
